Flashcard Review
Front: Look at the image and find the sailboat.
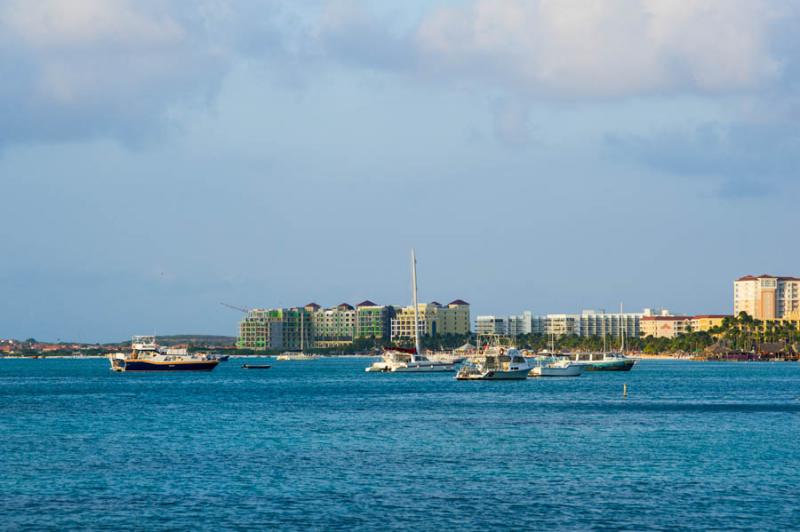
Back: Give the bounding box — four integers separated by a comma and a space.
365, 249, 458, 373
277, 312, 321, 360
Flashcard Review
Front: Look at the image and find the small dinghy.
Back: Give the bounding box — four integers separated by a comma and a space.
242, 364, 272, 370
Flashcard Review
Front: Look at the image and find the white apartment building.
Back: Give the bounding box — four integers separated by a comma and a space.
734, 275, 800, 320
476, 308, 670, 338
475, 315, 508, 336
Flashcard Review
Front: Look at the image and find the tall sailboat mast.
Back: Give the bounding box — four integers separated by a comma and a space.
620, 302, 625, 353
411, 249, 422, 357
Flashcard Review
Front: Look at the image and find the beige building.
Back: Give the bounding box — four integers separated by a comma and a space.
641, 316, 692, 338
390, 300, 470, 340
690, 315, 730, 333
734, 275, 800, 320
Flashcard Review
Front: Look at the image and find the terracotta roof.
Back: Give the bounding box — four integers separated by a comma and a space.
336, 303, 354, 310
692, 314, 731, 319
448, 299, 470, 306
430, 301, 442, 306
737, 274, 800, 281
305, 302, 321, 309
356, 300, 378, 307
641, 316, 691, 321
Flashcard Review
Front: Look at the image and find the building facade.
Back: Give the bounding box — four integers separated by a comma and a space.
236, 307, 312, 351
390, 300, 471, 340
354, 301, 393, 339
311, 303, 356, 348
734, 275, 800, 320
640, 316, 692, 338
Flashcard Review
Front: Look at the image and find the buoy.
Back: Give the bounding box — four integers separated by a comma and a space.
623, 383, 628, 398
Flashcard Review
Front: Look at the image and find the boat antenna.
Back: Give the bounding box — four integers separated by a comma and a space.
411, 248, 422, 358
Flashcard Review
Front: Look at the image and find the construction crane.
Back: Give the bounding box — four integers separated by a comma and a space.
220, 302, 249, 314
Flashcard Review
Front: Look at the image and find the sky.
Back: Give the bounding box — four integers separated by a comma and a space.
1, 0, 800, 342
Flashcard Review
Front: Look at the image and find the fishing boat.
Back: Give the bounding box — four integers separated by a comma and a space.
456, 347, 532, 380
529, 356, 583, 377
365, 249, 458, 373
108, 336, 219, 372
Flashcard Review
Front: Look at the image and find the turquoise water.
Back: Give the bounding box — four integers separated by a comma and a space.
2, 358, 800, 530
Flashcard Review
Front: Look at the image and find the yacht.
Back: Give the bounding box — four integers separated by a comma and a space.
568, 352, 636, 371
365, 347, 458, 372
365, 249, 458, 373
569, 304, 636, 371
108, 336, 219, 372
529, 356, 583, 377
456, 347, 532, 380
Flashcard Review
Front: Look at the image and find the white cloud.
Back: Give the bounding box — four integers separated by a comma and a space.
0, 0, 245, 145
416, 0, 785, 97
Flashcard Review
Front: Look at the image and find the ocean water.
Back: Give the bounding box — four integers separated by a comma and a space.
2, 358, 800, 530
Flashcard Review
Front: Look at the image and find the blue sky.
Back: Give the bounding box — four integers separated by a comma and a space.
1, 0, 799, 342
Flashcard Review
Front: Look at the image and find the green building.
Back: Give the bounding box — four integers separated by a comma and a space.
236, 307, 312, 351
355, 301, 393, 340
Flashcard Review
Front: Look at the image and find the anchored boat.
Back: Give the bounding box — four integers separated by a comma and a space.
108, 336, 219, 372
529, 356, 583, 377
569, 352, 636, 371
365, 249, 459, 374
456, 347, 533, 380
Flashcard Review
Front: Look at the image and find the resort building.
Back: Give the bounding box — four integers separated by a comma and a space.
390, 300, 471, 340
311, 303, 356, 348
475, 316, 507, 336
354, 301, 393, 340
640, 315, 692, 338
578, 310, 643, 339
508, 311, 534, 335
236, 307, 312, 351
690, 315, 730, 332
734, 275, 800, 320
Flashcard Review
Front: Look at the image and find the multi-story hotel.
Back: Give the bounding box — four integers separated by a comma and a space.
734, 275, 800, 320
310, 303, 356, 348
477, 308, 668, 338
236, 307, 312, 350
390, 300, 471, 340
640, 315, 691, 338
354, 301, 393, 340
690, 315, 729, 333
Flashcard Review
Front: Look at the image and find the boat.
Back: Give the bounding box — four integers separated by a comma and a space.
569, 351, 636, 371
365, 249, 458, 373
276, 312, 320, 361
365, 347, 458, 373
569, 305, 636, 371
529, 356, 583, 377
456, 347, 533, 380
108, 336, 219, 372
242, 364, 272, 369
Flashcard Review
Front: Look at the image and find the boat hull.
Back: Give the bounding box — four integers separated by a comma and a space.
530, 365, 583, 377
112, 360, 219, 372
392, 363, 456, 373
456, 368, 530, 380
581, 360, 636, 372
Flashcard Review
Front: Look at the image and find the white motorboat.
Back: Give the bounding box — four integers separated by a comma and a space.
365, 348, 457, 372
529, 356, 583, 377
366, 249, 458, 374
456, 347, 532, 380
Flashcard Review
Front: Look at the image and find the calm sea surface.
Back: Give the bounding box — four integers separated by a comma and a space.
2, 358, 800, 530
